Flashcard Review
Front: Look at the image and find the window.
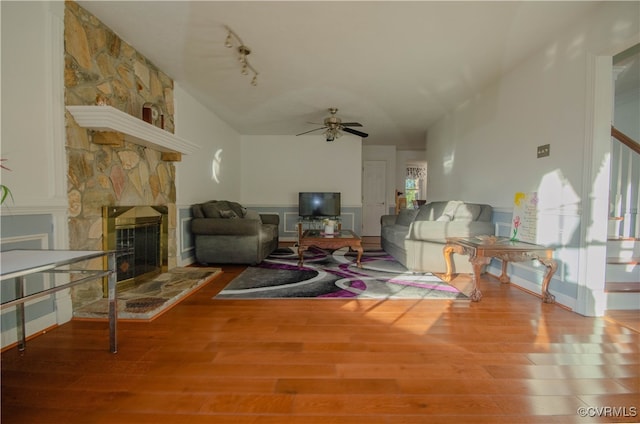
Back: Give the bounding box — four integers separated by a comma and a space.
405, 165, 426, 208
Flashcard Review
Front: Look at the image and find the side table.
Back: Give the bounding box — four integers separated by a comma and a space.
1, 249, 118, 353
442, 237, 557, 303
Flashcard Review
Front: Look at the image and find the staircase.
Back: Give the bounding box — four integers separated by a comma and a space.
605, 127, 640, 310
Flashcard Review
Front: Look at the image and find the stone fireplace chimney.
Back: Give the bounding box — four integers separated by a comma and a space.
65, 2, 178, 310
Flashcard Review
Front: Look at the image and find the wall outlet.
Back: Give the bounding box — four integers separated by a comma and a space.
537, 144, 550, 158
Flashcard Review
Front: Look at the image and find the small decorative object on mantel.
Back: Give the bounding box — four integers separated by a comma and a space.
142, 102, 163, 128
95, 94, 110, 106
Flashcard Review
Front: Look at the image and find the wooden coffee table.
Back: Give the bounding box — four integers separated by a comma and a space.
298, 229, 363, 268
442, 236, 557, 303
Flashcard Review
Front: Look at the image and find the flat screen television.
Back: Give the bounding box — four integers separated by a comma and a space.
298, 192, 341, 217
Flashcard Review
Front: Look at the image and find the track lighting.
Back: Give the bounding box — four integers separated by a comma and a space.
224, 25, 259, 86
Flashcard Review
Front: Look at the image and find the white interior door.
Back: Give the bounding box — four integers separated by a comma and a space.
362, 161, 387, 236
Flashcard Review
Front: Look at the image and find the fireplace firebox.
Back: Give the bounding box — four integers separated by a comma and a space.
102, 206, 168, 294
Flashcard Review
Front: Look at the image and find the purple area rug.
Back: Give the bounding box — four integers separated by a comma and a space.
215, 247, 468, 300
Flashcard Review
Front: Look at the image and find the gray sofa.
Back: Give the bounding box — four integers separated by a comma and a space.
381, 200, 494, 273
191, 200, 279, 265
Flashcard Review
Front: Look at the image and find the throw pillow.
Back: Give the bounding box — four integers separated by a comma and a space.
218, 200, 245, 218
192, 204, 205, 219
452, 204, 481, 221
436, 200, 462, 221
202, 202, 223, 218
220, 209, 239, 219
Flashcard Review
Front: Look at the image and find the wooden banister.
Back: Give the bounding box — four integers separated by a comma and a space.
611, 125, 640, 155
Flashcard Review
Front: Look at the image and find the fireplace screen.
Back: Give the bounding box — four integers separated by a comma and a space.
103, 206, 168, 294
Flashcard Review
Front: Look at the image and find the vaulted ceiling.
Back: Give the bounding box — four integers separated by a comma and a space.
78, 1, 604, 150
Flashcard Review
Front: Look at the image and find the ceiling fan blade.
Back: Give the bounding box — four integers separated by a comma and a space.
296, 127, 326, 136
341, 122, 363, 127
342, 127, 369, 138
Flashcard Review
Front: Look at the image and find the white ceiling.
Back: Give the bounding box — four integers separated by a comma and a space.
78, 1, 604, 150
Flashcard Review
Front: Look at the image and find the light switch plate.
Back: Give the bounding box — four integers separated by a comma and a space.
537, 144, 550, 158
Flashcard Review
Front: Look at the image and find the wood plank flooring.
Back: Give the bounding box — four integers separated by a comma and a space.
2, 241, 639, 423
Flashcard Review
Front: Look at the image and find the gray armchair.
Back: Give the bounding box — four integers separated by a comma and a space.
191, 200, 279, 265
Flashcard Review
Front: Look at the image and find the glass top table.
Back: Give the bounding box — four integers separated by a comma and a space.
442, 236, 557, 303
1, 249, 118, 353
298, 229, 364, 268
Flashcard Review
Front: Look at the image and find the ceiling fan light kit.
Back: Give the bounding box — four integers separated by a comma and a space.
224, 25, 258, 86
296, 108, 369, 141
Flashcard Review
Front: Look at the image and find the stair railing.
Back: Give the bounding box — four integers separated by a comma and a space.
611, 126, 640, 155
610, 126, 639, 240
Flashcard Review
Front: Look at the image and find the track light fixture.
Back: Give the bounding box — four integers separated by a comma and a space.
224, 25, 258, 86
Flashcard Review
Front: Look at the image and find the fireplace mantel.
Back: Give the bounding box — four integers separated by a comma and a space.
66, 105, 200, 156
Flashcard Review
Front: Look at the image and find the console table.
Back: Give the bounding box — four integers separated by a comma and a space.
0, 249, 117, 353
442, 237, 557, 303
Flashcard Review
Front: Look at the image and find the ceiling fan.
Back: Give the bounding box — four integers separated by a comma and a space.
296, 108, 369, 141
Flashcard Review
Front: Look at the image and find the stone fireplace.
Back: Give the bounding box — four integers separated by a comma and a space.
103, 206, 168, 294
64, 2, 179, 311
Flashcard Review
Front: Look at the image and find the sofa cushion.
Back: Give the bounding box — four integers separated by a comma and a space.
200, 200, 246, 219
396, 209, 418, 226
192, 204, 205, 218
414, 201, 450, 221
452, 203, 481, 221
414, 201, 487, 222
381, 225, 409, 247
244, 209, 260, 221
259, 223, 278, 241
215, 200, 244, 218
202, 202, 222, 218
476, 205, 493, 222
202, 202, 223, 218
409, 220, 495, 241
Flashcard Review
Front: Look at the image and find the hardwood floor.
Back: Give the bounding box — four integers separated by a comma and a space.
2, 242, 639, 423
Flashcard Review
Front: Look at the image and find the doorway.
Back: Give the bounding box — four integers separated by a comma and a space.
362, 161, 387, 236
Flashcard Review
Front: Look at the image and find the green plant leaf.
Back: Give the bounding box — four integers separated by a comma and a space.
0, 184, 13, 205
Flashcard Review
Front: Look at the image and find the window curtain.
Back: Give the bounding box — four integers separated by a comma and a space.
406, 166, 426, 180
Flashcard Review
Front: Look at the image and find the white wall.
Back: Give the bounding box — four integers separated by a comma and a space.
1, 1, 67, 213
240, 134, 362, 207
614, 58, 640, 141
0, 1, 70, 348
424, 1, 639, 315
173, 84, 242, 206
426, 2, 638, 208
